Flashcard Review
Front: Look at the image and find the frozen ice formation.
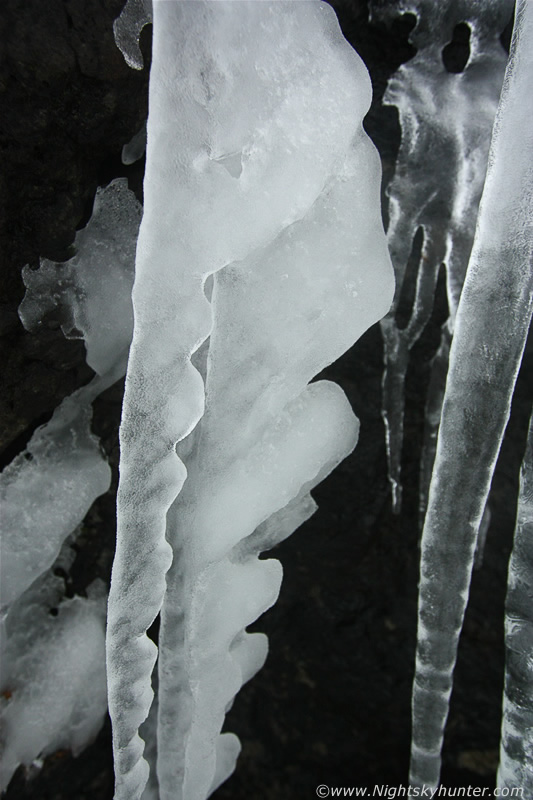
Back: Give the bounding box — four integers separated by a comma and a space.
0, 179, 141, 788
106, 2, 393, 799
19, 178, 141, 380
0, 398, 110, 609
498, 413, 533, 793
0, 554, 108, 791
371, 0, 512, 513
123, 123, 147, 165
409, 0, 533, 788
2, 179, 141, 611
113, 0, 152, 70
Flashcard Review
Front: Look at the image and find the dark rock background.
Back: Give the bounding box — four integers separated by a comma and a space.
1, 1, 529, 798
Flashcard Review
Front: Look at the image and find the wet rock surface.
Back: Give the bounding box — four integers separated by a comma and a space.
1, 1, 529, 798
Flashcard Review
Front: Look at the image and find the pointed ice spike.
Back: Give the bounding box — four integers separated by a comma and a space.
498, 411, 533, 793
106, 2, 393, 799
372, 0, 511, 512
409, 0, 533, 788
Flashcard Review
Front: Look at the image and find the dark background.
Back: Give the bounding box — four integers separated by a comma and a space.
1, 1, 530, 797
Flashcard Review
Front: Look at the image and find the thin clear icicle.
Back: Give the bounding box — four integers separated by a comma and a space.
498, 410, 533, 793
410, 0, 533, 788
371, 0, 512, 513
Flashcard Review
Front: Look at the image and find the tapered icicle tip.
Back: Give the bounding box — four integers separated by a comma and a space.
107, 2, 393, 798
409, 0, 533, 787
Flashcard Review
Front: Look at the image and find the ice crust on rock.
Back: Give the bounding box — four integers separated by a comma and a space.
0, 398, 110, 609
19, 178, 141, 379
0, 561, 108, 791
106, 3, 393, 799
0, 178, 142, 791
2, 179, 141, 611
371, 0, 513, 514
114, 0, 153, 70
409, 0, 533, 787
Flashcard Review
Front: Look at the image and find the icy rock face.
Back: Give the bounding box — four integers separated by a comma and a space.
1, 179, 141, 611
0, 400, 110, 609
0, 553, 108, 791
370, 0, 512, 513
106, 3, 394, 800
19, 178, 141, 380
410, 0, 533, 788
499, 413, 533, 793
0, 179, 141, 790
113, 0, 152, 70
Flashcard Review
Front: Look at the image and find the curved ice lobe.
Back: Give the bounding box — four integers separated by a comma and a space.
157, 130, 392, 800
122, 122, 147, 165
0, 562, 108, 792
370, 0, 513, 513
20, 179, 141, 379
106, 2, 393, 799
409, 0, 533, 788
498, 412, 533, 794
114, 0, 153, 70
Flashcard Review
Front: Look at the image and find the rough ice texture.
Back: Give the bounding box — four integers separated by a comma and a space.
409, 0, 533, 788
371, 0, 512, 513
498, 413, 533, 793
2, 179, 141, 611
106, 3, 393, 800
0, 179, 142, 790
0, 398, 110, 609
113, 0, 152, 70
19, 178, 141, 378
0, 553, 108, 791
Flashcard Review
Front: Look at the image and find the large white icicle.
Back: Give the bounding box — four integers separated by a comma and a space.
157, 134, 391, 800
410, 0, 533, 788
371, 0, 512, 513
106, 3, 393, 799
498, 411, 533, 793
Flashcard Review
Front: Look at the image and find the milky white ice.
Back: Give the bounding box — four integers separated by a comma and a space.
106, 2, 393, 799
370, 0, 512, 515
1, 180, 140, 610
410, 0, 533, 788
498, 412, 533, 793
0, 179, 141, 789
0, 554, 108, 792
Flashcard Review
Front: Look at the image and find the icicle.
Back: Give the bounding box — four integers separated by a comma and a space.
498, 411, 533, 792
410, 0, 533, 788
371, 0, 512, 512
106, 2, 393, 799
